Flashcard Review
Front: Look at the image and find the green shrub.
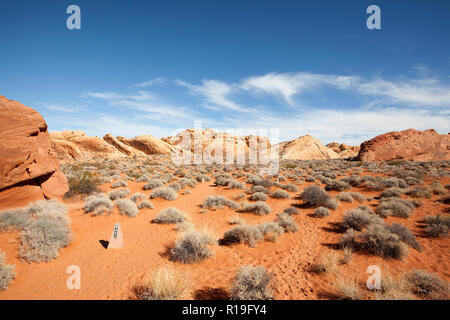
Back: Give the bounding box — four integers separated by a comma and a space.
64, 171, 101, 198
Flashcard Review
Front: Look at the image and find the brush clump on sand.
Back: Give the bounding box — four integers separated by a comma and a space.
171, 230, 216, 264
84, 193, 113, 215
153, 207, 188, 224
230, 265, 273, 300
133, 265, 190, 300
115, 198, 139, 217
150, 187, 178, 200
0, 252, 16, 290
240, 201, 271, 215
202, 196, 240, 210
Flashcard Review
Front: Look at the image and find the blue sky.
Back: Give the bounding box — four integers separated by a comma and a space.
0, 0, 449, 145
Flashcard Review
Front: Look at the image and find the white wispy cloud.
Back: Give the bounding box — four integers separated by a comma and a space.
175, 79, 249, 112
241, 72, 358, 105
133, 78, 166, 88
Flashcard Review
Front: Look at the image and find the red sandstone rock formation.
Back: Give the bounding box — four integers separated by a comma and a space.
357, 129, 450, 161
0, 95, 68, 209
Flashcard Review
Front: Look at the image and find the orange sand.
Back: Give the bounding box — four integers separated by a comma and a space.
0, 176, 449, 300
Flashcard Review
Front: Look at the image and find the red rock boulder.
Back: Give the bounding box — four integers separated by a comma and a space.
357, 129, 450, 162
0, 95, 68, 209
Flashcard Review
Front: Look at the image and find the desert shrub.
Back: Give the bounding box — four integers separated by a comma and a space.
26, 199, 70, 225
348, 192, 366, 202
240, 202, 271, 215
84, 193, 113, 215
202, 196, 239, 210
339, 229, 357, 248
300, 186, 330, 207
324, 198, 339, 210
150, 187, 178, 200
407, 187, 431, 199
376, 198, 413, 218
334, 276, 362, 300
310, 252, 338, 274
276, 213, 298, 232
325, 180, 351, 192
271, 190, 290, 199
179, 178, 196, 188
64, 171, 101, 198
341, 209, 384, 231
253, 179, 274, 188
233, 193, 246, 200
136, 175, 150, 182
424, 214, 450, 227
108, 188, 130, 200
340, 246, 353, 265
0, 209, 30, 232
143, 180, 164, 190
314, 207, 330, 218
249, 192, 268, 201
230, 265, 273, 300
229, 215, 246, 225
340, 175, 362, 187
336, 192, 354, 203
115, 199, 139, 217
130, 192, 147, 203
171, 230, 214, 263
251, 185, 270, 194
175, 221, 195, 232
424, 223, 448, 238
359, 225, 408, 260
431, 182, 446, 195
223, 225, 264, 247
111, 180, 127, 188
228, 180, 245, 190
258, 222, 284, 242
168, 182, 182, 192
280, 183, 299, 192
19, 214, 71, 263
0, 253, 16, 290
380, 187, 404, 198
133, 266, 190, 300
138, 200, 154, 209
356, 204, 375, 215
386, 223, 421, 251
215, 176, 232, 187
283, 207, 299, 215
404, 269, 449, 299
153, 207, 188, 224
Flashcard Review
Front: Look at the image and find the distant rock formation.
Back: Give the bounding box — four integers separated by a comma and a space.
117, 135, 172, 155
277, 135, 340, 160
51, 131, 125, 160
0, 95, 68, 210
326, 142, 360, 159
50, 131, 171, 160
357, 129, 450, 161
162, 129, 271, 160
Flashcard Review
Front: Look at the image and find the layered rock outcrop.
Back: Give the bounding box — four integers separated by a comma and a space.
277, 135, 340, 160
357, 129, 450, 161
0, 95, 68, 209
326, 142, 360, 159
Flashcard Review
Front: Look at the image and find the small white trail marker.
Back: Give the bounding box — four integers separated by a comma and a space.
108, 222, 123, 249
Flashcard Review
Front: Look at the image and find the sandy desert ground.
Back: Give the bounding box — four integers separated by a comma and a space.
0, 156, 448, 300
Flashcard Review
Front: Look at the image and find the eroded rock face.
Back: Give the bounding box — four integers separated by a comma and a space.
51, 131, 126, 160
117, 135, 172, 155
163, 129, 271, 160
277, 135, 340, 160
357, 129, 450, 161
0, 95, 68, 209
326, 142, 360, 159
